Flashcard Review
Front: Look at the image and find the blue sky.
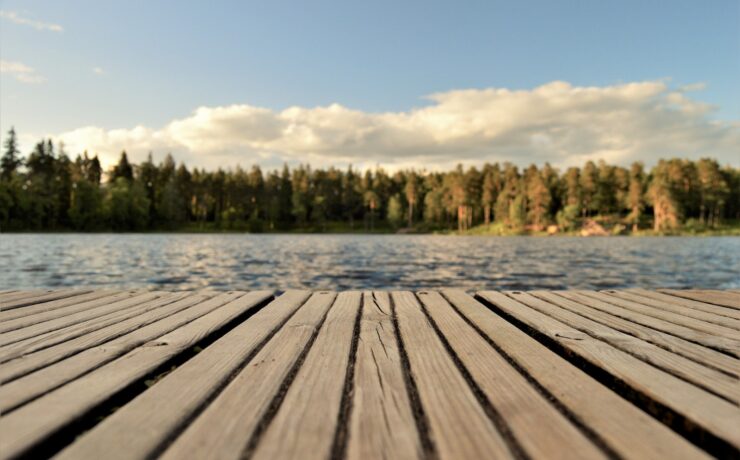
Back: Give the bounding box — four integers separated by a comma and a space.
1, 0, 738, 169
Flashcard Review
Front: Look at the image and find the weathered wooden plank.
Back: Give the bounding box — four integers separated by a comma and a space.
160, 292, 337, 460
445, 290, 710, 460
577, 291, 740, 344
417, 291, 606, 459
345, 292, 423, 460
528, 291, 738, 403
0, 291, 162, 348
601, 290, 740, 330
477, 291, 740, 454
251, 291, 362, 460
0, 292, 180, 364
626, 288, 740, 321
0, 290, 125, 330
660, 289, 740, 310
0, 291, 272, 459
392, 291, 515, 459
0, 290, 54, 305
0, 292, 198, 383
54, 291, 310, 460
0, 290, 21, 300
553, 290, 738, 356
543, 291, 739, 378
0, 292, 254, 413
0, 290, 92, 310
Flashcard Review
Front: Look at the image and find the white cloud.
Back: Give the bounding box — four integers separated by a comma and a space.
48, 80, 740, 170
92, 67, 105, 75
0, 60, 46, 84
0, 10, 63, 32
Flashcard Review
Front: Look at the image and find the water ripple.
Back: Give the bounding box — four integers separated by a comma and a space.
1, 234, 738, 291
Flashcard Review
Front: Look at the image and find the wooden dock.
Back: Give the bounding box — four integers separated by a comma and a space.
1, 288, 738, 459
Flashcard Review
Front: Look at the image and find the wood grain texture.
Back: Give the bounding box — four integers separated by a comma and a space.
477, 290, 740, 452
659, 289, 740, 310
345, 292, 423, 460
551, 290, 738, 357
0, 291, 163, 348
55, 291, 309, 460
605, 290, 740, 329
512, 291, 738, 403
625, 288, 740, 321
545, 291, 739, 381
576, 291, 740, 345
0, 293, 188, 362
0, 290, 92, 311
0, 292, 252, 413
0, 290, 58, 306
252, 291, 362, 460
2, 288, 737, 459
347, 291, 424, 460
445, 289, 710, 460
161, 292, 337, 460
0, 290, 122, 325
418, 290, 606, 459
392, 291, 515, 459
0, 292, 195, 383
0, 291, 272, 459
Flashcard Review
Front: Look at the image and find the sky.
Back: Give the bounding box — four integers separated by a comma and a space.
1, 0, 739, 171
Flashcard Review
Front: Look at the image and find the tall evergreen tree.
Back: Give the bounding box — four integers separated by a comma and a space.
110, 151, 134, 183
1, 127, 22, 180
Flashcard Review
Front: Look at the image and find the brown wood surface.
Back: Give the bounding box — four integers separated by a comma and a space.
0, 290, 122, 325
0, 292, 251, 413
660, 289, 740, 309
524, 291, 739, 403
2, 288, 738, 460
0, 292, 196, 382
418, 290, 606, 459
392, 291, 515, 459
605, 289, 740, 328
0, 289, 92, 310
576, 291, 740, 344
346, 292, 423, 460
0, 291, 165, 348
160, 292, 337, 460
477, 290, 740, 453
0, 291, 272, 459
252, 291, 362, 460
448, 289, 710, 460
55, 291, 309, 460
625, 288, 740, 321
552, 290, 738, 356
546, 291, 739, 381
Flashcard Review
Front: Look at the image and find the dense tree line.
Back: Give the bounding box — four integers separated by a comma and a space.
1, 128, 738, 233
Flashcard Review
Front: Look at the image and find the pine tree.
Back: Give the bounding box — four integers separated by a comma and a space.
110, 151, 134, 183
1, 127, 22, 180
404, 171, 419, 227
525, 167, 551, 230
481, 164, 501, 225
648, 161, 680, 232
627, 163, 645, 231
580, 161, 598, 217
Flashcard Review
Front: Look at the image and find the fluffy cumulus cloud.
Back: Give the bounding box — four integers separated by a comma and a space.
53, 81, 739, 170
0, 60, 46, 84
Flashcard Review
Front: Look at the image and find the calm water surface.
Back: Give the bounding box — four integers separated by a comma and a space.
1, 234, 738, 291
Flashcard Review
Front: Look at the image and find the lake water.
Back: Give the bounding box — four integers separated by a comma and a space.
1, 234, 738, 291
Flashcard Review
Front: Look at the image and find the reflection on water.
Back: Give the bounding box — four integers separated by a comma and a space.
1, 234, 738, 291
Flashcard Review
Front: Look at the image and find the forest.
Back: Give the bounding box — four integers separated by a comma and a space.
1, 127, 739, 234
